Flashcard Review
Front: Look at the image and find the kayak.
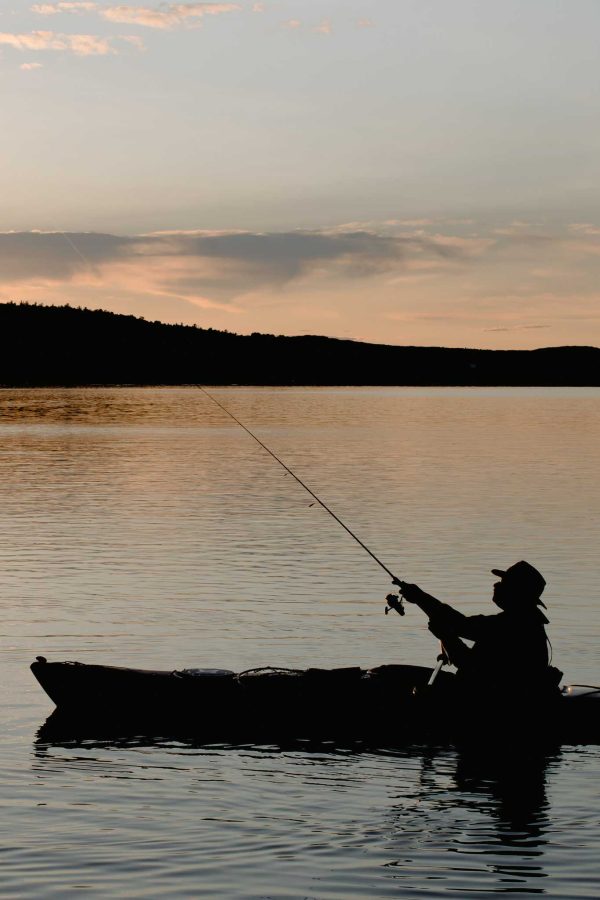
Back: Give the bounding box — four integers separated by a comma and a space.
31, 657, 600, 744
31, 657, 448, 738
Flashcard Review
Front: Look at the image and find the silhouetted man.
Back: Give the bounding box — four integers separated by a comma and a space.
394, 561, 558, 697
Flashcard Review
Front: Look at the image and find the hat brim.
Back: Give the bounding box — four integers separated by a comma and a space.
491, 568, 547, 608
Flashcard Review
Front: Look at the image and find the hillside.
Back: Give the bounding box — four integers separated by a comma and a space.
1, 302, 599, 386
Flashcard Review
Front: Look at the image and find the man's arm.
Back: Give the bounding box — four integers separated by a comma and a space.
393, 580, 488, 641
392, 582, 442, 617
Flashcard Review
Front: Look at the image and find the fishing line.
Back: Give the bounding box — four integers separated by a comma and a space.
197, 386, 400, 582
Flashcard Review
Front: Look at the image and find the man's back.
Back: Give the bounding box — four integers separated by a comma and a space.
452, 608, 550, 693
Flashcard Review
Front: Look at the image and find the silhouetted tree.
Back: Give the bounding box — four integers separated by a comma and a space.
1, 301, 598, 386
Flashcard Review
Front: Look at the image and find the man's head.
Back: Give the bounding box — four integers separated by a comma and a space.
491, 560, 546, 611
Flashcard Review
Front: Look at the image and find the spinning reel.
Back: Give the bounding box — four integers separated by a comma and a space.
384, 593, 405, 616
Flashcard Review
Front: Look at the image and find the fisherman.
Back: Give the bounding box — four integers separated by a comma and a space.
393, 561, 560, 697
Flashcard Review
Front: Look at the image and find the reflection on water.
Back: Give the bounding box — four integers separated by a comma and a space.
29, 731, 560, 897
386, 746, 555, 893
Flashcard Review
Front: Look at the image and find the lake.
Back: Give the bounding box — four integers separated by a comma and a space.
1, 386, 599, 898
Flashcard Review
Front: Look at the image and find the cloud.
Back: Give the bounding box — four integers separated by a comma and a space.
425, 234, 494, 256
313, 18, 332, 35
568, 223, 600, 237
283, 19, 301, 30
2, 221, 595, 318
0, 231, 134, 280
357, 18, 373, 28
485, 324, 550, 333
0, 30, 114, 55
31, 1, 242, 30
252, 2, 264, 11
68, 32, 116, 53
492, 223, 546, 236
31, 2, 98, 13
20, 61, 44, 69
395, 218, 436, 228
0, 227, 478, 305
117, 33, 146, 49
100, 3, 241, 29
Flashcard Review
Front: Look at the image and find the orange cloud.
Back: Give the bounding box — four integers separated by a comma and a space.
32, 2, 98, 13
100, 3, 241, 29
0, 30, 114, 55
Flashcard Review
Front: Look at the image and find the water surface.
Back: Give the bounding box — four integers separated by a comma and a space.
1, 387, 599, 897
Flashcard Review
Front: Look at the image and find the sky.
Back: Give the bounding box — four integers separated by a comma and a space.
1, 0, 600, 348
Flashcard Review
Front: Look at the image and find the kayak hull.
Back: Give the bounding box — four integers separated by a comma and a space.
30, 658, 600, 745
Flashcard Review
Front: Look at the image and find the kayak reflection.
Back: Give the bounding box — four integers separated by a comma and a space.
32, 722, 557, 893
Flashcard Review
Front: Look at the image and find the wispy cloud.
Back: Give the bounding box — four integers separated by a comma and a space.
117, 33, 145, 48
283, 19, 301, 30
32, 2, 242, 29
568, 222, 600, 237
357, 18, 373, 28
0, 30, 115, 55
485, 324, 550, 333
100, 3, 241, 29
32, 2, 98, 13
20, 61, 44, 69
252, 2, 264, 11
313, 18, 332, 35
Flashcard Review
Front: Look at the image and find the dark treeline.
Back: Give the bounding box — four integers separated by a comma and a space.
1, 301, 599, 386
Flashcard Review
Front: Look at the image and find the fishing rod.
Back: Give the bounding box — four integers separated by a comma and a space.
197, 385, 405, 613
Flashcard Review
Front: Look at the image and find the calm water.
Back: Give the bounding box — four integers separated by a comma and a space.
1, 387, 600, 898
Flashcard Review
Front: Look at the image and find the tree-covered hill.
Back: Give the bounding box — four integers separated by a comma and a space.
1, 302, 599, 386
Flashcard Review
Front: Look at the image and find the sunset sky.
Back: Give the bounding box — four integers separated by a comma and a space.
2, 0, 600, 348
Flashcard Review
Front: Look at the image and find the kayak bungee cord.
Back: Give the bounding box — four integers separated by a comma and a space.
197, 385, 404, 612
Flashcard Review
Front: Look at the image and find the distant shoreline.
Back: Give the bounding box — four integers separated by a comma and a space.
3, 384, 600, 391
2, 302, 599, 387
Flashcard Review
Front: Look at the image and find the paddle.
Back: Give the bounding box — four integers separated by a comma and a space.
427, 645, 450, 687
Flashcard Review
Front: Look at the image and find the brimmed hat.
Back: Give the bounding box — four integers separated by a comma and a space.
491, 560, 547, 608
